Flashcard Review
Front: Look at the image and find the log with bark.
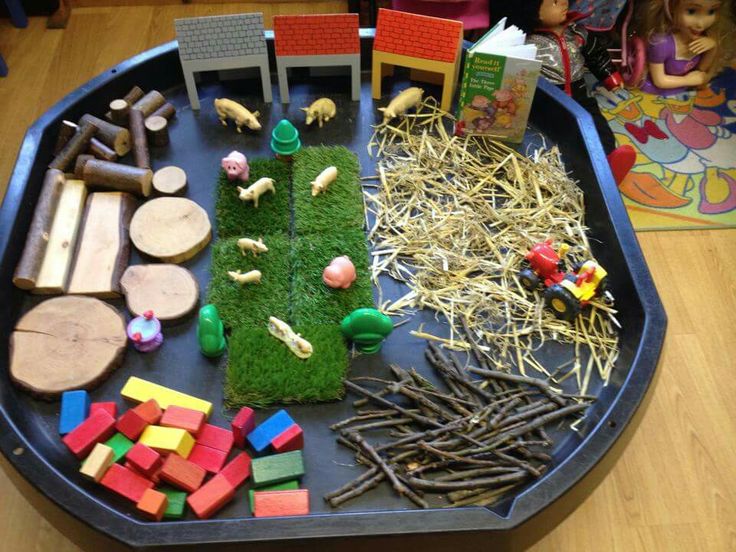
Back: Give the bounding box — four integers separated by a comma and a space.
131, 90, 165, 118
128, 108, 150, 169
148, 102, 176, 121
49, 121, 97, 171
144, 115, 169, 147
78, 114, 131, 156
82, 158, 153, 197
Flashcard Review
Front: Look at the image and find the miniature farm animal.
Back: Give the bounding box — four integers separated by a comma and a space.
268, 316, 313, 359
311, 166, 338, 196
378, 87, 424, 124
221, 151, 249, 182
237, 237, 268, 257
301, 98, 337, 128
236, 177, 275, 208
214, 98, 262, 132
323, 256, 356, 289
227, 270, 262, 285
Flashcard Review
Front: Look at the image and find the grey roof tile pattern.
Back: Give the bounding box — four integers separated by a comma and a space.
175, 13, 266, 61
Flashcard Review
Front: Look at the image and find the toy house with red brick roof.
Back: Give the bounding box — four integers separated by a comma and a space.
273, 14, 361, 103
372, 8, 463, 111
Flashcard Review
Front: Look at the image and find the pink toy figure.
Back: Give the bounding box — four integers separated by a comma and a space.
323, 256, 357, 289
221, 151, 249, 182
127, 310, 163, 353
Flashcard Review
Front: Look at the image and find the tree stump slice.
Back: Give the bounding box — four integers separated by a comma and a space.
120, 264, 199, 324
9, 296, 127, 399
152, 166, 187, 195
129, 197, 211, 263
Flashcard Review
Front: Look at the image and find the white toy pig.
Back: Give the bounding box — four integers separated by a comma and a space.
301, 98, 337, 128
214, 98, 261, 132
378, 87, 424, 124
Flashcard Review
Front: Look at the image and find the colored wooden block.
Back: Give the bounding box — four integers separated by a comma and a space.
160, 487, 187, 519
247, 410, 295, 453
219, 452, 252, 488
115, 408, 149, 440
251, 450, 304, 487
253, 489, 309, 518
62, 409, 116, 459
125, 443, 162, 477
231, 406, 255, 448
59, 390, 90, 435
132, 398, 162, 424
121, 376, 213, 416
196, 423, 233, 453
186, 474, 235, 519
271, 423, 303, 453
79, 443, 114, 482
160, 453, 206, 492
104, 432, 134, 462
90, 402, 117, 419
124, 461, 162, 484
248, 480, 299, 511
160, 405, 205, 434
136, 488, 168, 521
139, 426, 195, 458
100, 463, 154, 502
187, 443, 228, 474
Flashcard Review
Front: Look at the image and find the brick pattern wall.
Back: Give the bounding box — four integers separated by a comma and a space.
175, 13, 266, 61
273, 14, 360, 57
373, 8, 462, 63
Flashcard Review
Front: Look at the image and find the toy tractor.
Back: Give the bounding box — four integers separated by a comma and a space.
519, 240, 609, 321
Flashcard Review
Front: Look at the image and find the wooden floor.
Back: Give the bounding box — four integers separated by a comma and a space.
1, 5, 735, 552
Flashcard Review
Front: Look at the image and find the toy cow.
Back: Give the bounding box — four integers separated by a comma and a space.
301, 98, 336, 128
311, 166, 337, 197
236, 177, 275, 208
214, 98, 261, 132
227, 270, 262, 285
237, 237, 268, 257
323, 256, 356, 289
378, 87, 424, 124
221, 151, 249, 182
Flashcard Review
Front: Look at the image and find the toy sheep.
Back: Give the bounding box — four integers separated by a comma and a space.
221, 151, 249, 182
237, 237, 268, 257
236, 177, 275, 208
227, 270, 262, 285
311, 166, 337, 197
301, 98, 337, 128
214, 98, 261, 132
268, 316, 313, 359
378, 87, 424, 124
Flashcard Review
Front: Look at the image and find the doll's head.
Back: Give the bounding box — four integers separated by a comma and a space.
494, 0, 569, 34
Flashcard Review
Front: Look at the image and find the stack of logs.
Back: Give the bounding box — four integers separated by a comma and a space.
325, 328, 593, 509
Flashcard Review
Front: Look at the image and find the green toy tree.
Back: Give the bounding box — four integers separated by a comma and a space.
270, 119, 301, 157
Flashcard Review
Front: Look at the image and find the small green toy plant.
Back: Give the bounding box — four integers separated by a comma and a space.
340, 308, 394, 354
270, 119, 301, 157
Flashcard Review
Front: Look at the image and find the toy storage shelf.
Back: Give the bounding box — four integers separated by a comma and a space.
0, 33, 665, 550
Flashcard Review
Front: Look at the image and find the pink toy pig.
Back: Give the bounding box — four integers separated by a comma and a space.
323, 256, 357, 289
221, 150, 249, 182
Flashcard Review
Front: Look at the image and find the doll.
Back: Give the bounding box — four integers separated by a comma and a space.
492, 0, 636, 184
638, 0, 735, 96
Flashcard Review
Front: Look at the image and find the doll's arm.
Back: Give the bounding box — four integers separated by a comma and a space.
580, 30, 623, 90
648, 62, 708, 88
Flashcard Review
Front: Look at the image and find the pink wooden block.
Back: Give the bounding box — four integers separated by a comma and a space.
219, 452, 252, 488
272, 424, 304, 453
231, 407, 255, 448
90, 402, 117, 419
196, 423, 233, 453
187, 443, 228, 474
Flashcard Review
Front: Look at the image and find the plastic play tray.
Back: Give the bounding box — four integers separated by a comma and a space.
0, 33, 666, 550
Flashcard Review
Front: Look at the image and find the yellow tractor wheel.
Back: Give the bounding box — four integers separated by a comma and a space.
543, 285, 581, 321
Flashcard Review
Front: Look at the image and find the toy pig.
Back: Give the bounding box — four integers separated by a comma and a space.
228, 269, 262, 285
214, 98, 261, 132
221, 151, 249, 182
236, 177, 275, 208
311, 166, 338, 196
301, 98, 337, 128
237, 237, 268, 257
378, 87, 424, 124
323, 256, 357, 289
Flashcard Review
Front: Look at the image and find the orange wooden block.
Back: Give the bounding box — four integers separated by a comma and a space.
115, 408, 148, 440
160, 453, 206, 492
160, 405, 205, 434
133, 399, 162, 424
253, 489, 309, 518
186, 474, 235, 519
136, 488, 168, 521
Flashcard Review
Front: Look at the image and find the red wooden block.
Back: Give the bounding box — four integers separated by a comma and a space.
62, 409, 116, 459
271, 424, 304, 453
231, 407, 255, 448
90, 402, 117, 419
125, 442, 162, 477
187, 443, 228, 474
186, 474, 235, 519
196, 423, 233, 453
160, 405, 205, 434
100, 463, 154, 503
136, 488, 168, 521
219, 452, 252, 488
160, 453, 206, 492
115, 408, 149, 440
124, 461, 162, 484
132, 399, 162, 424
253, 489, 309, 518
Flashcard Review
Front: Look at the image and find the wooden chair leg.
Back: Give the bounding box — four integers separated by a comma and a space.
48, 0, 72, 29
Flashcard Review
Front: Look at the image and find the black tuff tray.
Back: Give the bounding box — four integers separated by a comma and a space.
0, 32, 666, 550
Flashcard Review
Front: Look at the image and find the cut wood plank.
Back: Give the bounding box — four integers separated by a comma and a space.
9, 296, 127, 398
152, 166, 186, 195
119, 264, 199, 323
129, 197, 211, 263
67, 192, 137, 298
33, 179, 87, 294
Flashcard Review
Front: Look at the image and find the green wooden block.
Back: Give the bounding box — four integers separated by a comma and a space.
248, 480, 299, 511
159, 487, 187, 519
104, 433, 134, 463
251, 451, 304, 487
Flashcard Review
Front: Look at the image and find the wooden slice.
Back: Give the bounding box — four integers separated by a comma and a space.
120, 264, 199, 324
145, 115, 169, 147
9, 296, 127, 398
152, 166, 187, 195
109, 99, 130, 125
129, 197, 211, 263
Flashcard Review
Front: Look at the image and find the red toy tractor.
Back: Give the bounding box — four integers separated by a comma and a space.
519, 240, 609, 321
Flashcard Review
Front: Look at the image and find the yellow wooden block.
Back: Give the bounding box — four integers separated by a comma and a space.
139, 426, 195, 458
120, 376, 212, 416
79, 443, 114, 482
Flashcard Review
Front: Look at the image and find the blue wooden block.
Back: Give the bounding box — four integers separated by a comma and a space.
247, 410, 294, 453
59, 390, 90, 435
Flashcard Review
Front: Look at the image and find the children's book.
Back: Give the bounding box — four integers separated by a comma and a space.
455, 18, 541, 143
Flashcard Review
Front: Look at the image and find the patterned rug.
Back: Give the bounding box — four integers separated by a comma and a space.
595, 66, 736, 231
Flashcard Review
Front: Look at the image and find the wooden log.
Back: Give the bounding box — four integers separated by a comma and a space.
109, 99, 130, 125
88, 137, 118, 162
53, 120, 78, 156
105, 86, 144, 121
33, 179, 87, 294
148, 102, 176, 121
13, 169, 66, 290
129, 108, 150, 169
152, 166, 187, 196
82, 159, 153, 197
120, 264, 199, 324
74, 154, 94, 179
78, 114, 131, 156
49, 122, 97, 171
145, 116, 169, 147
9, 296, 127, 399
131, 90, 165, 118
67, 192, 137, 298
